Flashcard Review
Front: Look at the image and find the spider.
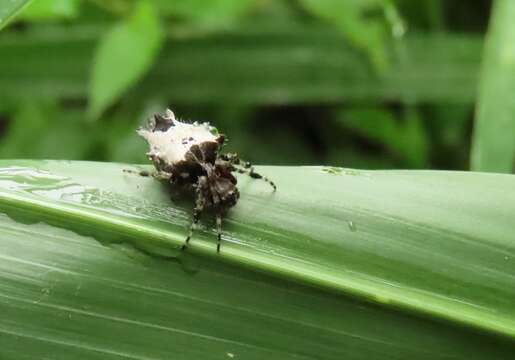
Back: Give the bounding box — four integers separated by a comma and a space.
126, 109, 276, 252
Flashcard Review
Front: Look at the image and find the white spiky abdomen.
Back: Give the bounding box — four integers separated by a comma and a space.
137, 111, 219, 165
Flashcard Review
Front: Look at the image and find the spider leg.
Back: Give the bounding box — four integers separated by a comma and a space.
221, 153, 253, 169
203, 166, 224, 253
153, 171, 173, 181
182, 184, 205, 250
215, 212, 223, 253
123, 169, 151, 177
221, 154, 275, 190
207, 174, 221, 207
123, 169, 172, 180
234, 167, 277, 192
220, 153, 240, 163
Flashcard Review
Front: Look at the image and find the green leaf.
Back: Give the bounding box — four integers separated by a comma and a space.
0, 160, 514, 359
339, 107, 429, 167
154, 0, 253, 28
88, 1, 163, 119
0, 0, 33, 30
0, 102, 93, 160
471, 0, 515, 173
17, 0, 80, 21
0, 23, 482, 105
299, 0, 389, 71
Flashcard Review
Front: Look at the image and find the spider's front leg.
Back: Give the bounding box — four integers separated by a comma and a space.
215, 212, 223, 253
203, 175, 226, 253
182, 180, 206, 250
221, 154, 275, 190
234, 165, 277, 192
123, 169, 172, 181
233, 166, 277, 192
220, 153, 249, 168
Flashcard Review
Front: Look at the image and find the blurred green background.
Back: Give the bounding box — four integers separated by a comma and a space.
1, 0, 513, 172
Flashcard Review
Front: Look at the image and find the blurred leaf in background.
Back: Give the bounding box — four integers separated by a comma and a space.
299, 0, 390, 71
0, 0, 32, 29
17, 0, 81, 21
155, 0, 254, 29
471, 0, 515, 173
0, 102, 93, 159
88, 0, 163, 119
337, 107, 429, 168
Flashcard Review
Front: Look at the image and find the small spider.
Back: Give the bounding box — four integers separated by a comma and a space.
126, 109, 276, 252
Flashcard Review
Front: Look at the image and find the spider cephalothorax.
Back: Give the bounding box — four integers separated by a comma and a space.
131, 109, 276, 252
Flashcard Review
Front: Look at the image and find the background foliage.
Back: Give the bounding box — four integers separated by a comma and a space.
1, 0, 513, 173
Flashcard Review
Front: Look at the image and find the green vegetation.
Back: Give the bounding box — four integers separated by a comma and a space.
1, 1, 515, 359
1, 0, 512, 171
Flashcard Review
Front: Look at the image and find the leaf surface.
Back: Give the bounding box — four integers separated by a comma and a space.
0, 160, 513, 359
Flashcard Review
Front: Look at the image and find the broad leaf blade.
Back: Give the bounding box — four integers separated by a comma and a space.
0, 216, 513, 360
0, 161, 514, 338
0, 160, 514, 358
